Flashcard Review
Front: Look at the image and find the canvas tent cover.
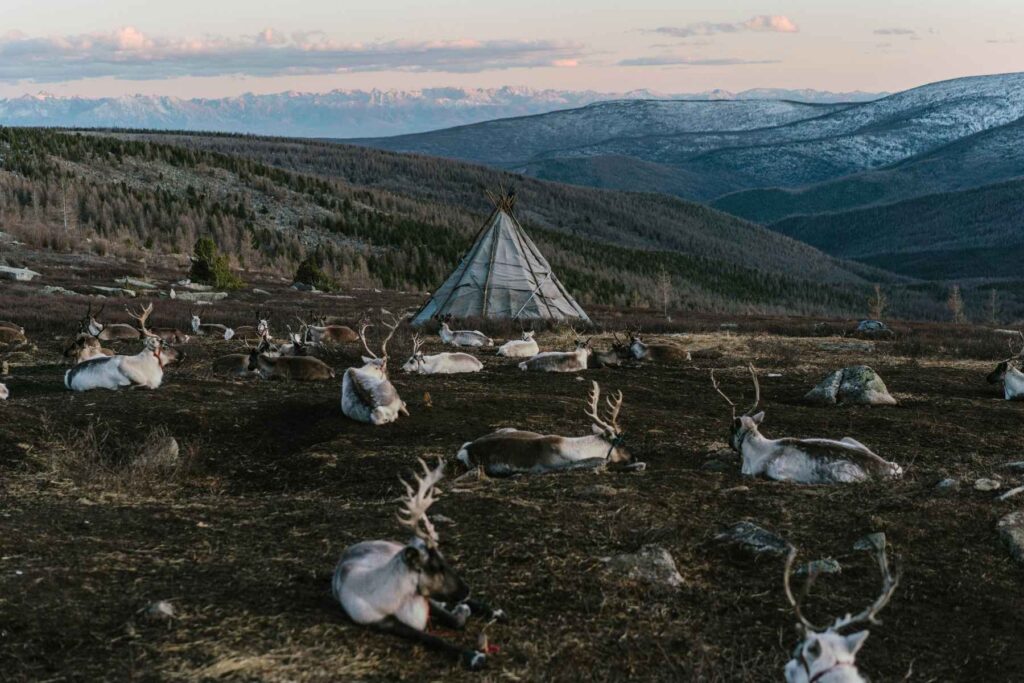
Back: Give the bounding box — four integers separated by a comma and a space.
412, 208, 590, 325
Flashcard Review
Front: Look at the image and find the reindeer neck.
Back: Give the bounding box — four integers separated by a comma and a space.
558, 433, 615, 460
738, 427, 776, 474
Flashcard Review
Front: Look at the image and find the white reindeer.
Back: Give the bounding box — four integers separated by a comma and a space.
341, 313, 409, 425
65, 304, 182, 391
783, 538, 900, 683
0, 382, 8, 400
518, 339, 590, 373
457, 381, 646, 475
710, 365, 903, 484
190, 311, 235, 340
987, 335, 1024, 400
497, 330, 539, 358
439, 317, 493, 348
402, 334, 483, 375
332, 459, 502, 669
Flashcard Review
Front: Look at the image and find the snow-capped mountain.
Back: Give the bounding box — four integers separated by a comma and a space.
0, 86, 881, 138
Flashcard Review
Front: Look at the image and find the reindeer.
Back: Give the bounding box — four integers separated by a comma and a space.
0, 325, 27, 345
233, 310, 270, 342
247, 340, 334, 381
63, 333, 114, 365
621, 331, 690, 362
0, 321, 23, 333
65, 304, 182, 391
438, 316, 493, 348
711, 365, 903, 484
341, 313, 409, 425
81, 303, 141, 341
332, 459, 502, 670
987, 334, 1024, 400
277, 326, 311, 357
212, 352, 256, 377
189, 310, 235, 340
497, 330, 539, 358
0, 383, 8, 400
300, 314, 360, 344
402, 334, 483, 375
149, 325, 190, 344
518, 338, 590, 373
457, 381, 645, 476
783, 538, 899, 683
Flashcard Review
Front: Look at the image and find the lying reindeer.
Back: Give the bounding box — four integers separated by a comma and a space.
63, 333, 114, 365
987, 335, 1024, 400
332, 459, 501, 670
518, 338, 590, 373
457, 381, 646, 475
783, 538, 899, 683
497, 331, 539, 358
247, 341, 334, 381
618, 332, 691, 363
233, 310, 271, 342
212, 352, 256, 377
82, 303, 141, 341
190, 311, 235, 340
402, 334, 483, 375
341, 313, 408, 425
711, 365, 903, 484
439, 316, 493, 348
0, 321, 26, 345
301, 315, 360, 344
0, 382, 8, 400
0, 321, 23, 334
65, 304, 182, 391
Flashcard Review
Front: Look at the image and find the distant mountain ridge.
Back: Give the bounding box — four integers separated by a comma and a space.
0, 87, 882, 138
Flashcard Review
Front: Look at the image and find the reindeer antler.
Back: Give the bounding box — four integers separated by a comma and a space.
833, 537, 900, 631
783, 546, 828, 633
397, 458, 445, 547
584, 381, 623, 435
379, 309, 401, 362
710, 364, 760, 419
411, 332, 424, 356
126, 303, 156, 338
359, 322, 377, 359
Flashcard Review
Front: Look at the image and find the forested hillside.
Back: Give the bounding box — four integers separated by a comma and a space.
2, 127, 1011, 320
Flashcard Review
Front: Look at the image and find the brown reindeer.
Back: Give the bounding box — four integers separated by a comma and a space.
82, 303, 141, 341
247, 340, 335, 381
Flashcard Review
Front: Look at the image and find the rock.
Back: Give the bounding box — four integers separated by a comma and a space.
580, 484, 620, 498
817, 340, 875, 353
997, 511, 1024, 563
853, 532, 888, 552
795, 558, 842, 577
174, 291, 228, 303
118, 277, 157, 290
715, 521, 788, 557
1002, 461, 1024, 473
142, 600, 176, 622
935, 478, 960, 492
603, 545, 683, 590
39, 285, 79, 296
252, 288, 271, 296
291, 282, 318, 292
805, 365, 896, 406
134, 436, 180, 471
975, 478, 1002, 492
855, 320, 893, 337
87, 285, 136, 298
0, 266, 41, 281
175, 280, 214, 292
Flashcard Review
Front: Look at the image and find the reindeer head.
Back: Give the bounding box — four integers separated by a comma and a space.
711, 364, 764, 452
360, 310, 402, 376
255, 310, 270, 339
584, 381, 633, 465
128, 304, 182, 368
397, 459, 469, 602
401, 333, 426, 373
988, 333, 1024, 384
522, 330, 536, 342
783, 538, 899, 683
189, 310, 201, 334
81, 303, 105, 336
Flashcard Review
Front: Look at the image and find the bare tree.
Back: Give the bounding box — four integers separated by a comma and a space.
986, 288, 999, 326
657, 266, 674, 321
947, 284, 966, 324
868, 283, 887, 320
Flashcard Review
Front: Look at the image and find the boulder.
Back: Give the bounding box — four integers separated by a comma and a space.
805, 365, 896, 406
39, 285, 80, 297
974, 478, 1002, 492
997, 511, 1024, 564
0, 266, 41, 282
133, 436, 180, 472
715, 521, 788, 557
87, 285, 136, 298
142, 600, 176, 622
855, 320, 893, 337
173, 291, 228, 303
175, 279, 214, 292
603, 545, 683, 590
117, 277, 158, 290
795, 558, 842, 577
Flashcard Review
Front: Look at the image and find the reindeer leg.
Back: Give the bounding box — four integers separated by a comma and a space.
462, 598, 507, 622
379, 619, 486, 670
429, 599, 470, 629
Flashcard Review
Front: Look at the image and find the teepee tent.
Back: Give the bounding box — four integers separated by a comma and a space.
412, 193, 591, 326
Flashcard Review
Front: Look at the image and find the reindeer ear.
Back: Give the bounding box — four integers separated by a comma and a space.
402, 546, 425, 569
751, 411, 765, 425
591, 424, 604, 435
844, 631, 868, 655
361, 356, 374, 364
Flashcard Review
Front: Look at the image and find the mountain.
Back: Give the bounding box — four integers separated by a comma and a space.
0, 87, 882, 139
768, 178, 1024, 280
353, 72, 1024, 202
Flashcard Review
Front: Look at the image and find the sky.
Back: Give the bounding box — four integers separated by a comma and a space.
1, 0, 1021, 98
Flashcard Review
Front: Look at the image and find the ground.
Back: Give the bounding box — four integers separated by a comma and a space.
2, 261, 1023, 682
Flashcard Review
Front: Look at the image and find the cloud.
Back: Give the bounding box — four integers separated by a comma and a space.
873, 27, 916, 36
647, 15, 798, 39
0, 27, 586, 82
618, 55, 780, 67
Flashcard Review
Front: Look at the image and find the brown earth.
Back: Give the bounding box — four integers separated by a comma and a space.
1, 260, 1023, 681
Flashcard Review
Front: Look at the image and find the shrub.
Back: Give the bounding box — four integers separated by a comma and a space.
294, 255, 336, 292
189, 237, 243, 290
